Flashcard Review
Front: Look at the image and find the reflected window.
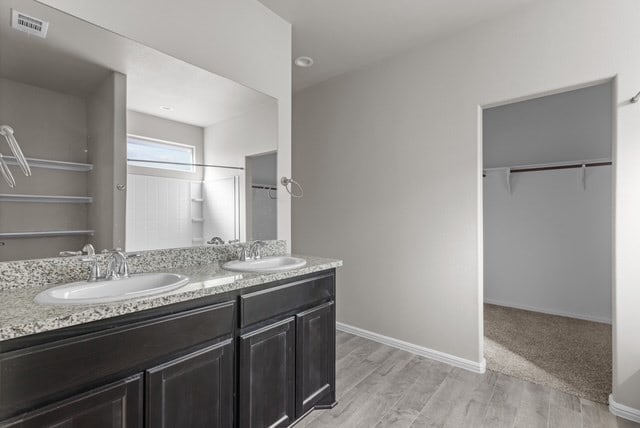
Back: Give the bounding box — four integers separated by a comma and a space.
127, 135, 195, 172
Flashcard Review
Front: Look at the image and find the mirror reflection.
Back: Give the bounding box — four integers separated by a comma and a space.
0, 0, 279, 261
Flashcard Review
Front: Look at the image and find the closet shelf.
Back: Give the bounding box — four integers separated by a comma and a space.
0, 230, 95, 238
0, 194, 93, 204
3, 156, 93, 172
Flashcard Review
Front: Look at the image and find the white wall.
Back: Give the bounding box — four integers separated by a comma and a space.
38, 0, 292, 249
204, 101, 278, 169
293, 0, 640, 411
484, 167, 612, 323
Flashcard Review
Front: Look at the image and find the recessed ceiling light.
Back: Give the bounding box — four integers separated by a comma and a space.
160, 106, 174, 111
294, 56, 314, 68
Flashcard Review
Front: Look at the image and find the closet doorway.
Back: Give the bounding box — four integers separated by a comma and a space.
482, 81, 613, 404
246, 151, 278, 241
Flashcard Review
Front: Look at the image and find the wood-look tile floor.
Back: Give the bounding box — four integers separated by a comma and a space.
299, 331, 640, 428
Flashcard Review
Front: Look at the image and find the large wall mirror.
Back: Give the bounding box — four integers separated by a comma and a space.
0, 0, 279, 261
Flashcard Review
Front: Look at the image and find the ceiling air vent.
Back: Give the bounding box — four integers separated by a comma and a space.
11, 9, 49, 38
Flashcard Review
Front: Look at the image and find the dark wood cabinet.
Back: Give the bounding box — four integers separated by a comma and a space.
0, 375, 142, 428
296, 301, 335, 417
146, 339, 234, 428
239, 318, 296, 428
0, 269, 337, 428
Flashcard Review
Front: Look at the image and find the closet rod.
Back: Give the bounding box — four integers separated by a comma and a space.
252, 184, 277, 190
510, 161, 611, 174
127, 158, 244, 170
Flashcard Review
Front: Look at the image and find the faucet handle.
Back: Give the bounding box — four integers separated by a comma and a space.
79, 255, 101, 282
59, 250, 82, 257
238, 246, 249, 262
102, 248, 123, 254
59, 244, 96, 257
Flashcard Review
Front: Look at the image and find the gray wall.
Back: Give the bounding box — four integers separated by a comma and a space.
249, 152, 277, 185
292, 2, 640, 406
0, 77, 89, 261
86, 72, 127, 252
484, 168, 612, 322
484, 83, 613, 168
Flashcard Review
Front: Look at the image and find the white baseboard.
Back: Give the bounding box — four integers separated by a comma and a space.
483, 298, 611, 324
609, 394, 640, 423
336, 322, 486, 374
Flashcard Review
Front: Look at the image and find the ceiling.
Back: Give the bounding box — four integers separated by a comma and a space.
259, 0, 537, 91
0, 0, 274, 127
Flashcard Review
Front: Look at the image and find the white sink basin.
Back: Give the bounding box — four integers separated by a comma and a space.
223, 256, 307, 273
34, 273, 190, 305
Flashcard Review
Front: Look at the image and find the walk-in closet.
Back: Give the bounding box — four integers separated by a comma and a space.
483, 81, 613, 403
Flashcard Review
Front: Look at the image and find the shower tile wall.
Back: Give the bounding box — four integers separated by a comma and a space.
126, 174, 193, 251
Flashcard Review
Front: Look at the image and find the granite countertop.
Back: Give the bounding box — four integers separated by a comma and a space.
0, 255, 342, 342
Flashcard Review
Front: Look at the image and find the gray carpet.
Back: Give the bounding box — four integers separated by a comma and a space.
484, 304, 612, 404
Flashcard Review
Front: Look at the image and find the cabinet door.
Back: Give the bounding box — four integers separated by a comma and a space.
146, 339, 234, 428
239, 318, 295, 428
0, 375, 142, 428
296, 301, 335, 417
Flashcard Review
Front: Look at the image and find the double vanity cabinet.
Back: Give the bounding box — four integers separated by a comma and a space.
0, 269, 337, 427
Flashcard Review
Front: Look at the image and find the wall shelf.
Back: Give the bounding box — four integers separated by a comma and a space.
3, 156, 93, 172
191, 218, 204, 223
0, 230, 95, 239
0, 194, 93, 204
191, 198, 204, 203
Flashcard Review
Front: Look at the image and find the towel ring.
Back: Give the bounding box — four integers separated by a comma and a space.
280, 177, 303, 198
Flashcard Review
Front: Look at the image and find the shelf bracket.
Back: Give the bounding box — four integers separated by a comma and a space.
580, 164, 586, 190
505, 168, 512, 194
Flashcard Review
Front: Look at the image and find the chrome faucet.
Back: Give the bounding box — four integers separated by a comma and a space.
104, 249, 141, 280
106, 251, 127, 280
236, 241, 266, 262
249, 241, 266, 260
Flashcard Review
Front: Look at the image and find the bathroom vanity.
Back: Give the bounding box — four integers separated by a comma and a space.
0, 251, 341, 427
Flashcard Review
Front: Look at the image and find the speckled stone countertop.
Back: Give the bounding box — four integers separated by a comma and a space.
0, 255, 342, 342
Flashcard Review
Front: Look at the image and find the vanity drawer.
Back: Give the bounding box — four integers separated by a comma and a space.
239, 272, 334, 327
0, 300, 234, 420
